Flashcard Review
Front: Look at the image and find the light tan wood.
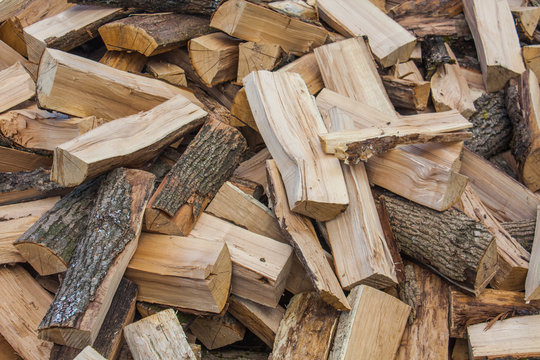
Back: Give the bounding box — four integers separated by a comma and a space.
244, 70, 349, 221
237, 42, 282, 83
36, 48, 201, 120
0, 265, 53, 360
74, 346, 106, 360
0, 196, 59, 220
523, 45, 540, 82
512, 6, 540, 39
146, 59, 187, 87
99, 51, 146, 73
0, 62, 35, 113
189, 314, 245, 350
210, 0, 328, 56
0, 334, 21, 360
525, 206, 540, 300
124, 309, 197, 360
467, 314, 540, 359
0, 0, 32, 23
382, 73, 431, 111
0, 146, 51, 172
233, 148, 271, 189
463, 0, 525, 92
329, 285, 411, 360
268, 0, 318, 21
51, 94, 206, 187
0, 40, 37, 77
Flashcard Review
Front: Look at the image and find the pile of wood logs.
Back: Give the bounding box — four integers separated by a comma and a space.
2, 0, 540, 359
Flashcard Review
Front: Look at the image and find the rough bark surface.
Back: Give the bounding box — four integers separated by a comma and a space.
389, 0, 463, 18
502, 219, 536, 252
489, 152, 518, 180
398, 265, 421, 324
421, 36, 455, 79
69, 0, 220, 15
0, 168, 64, 195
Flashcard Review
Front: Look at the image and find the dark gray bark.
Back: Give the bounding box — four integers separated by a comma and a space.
69, 0, 221, 15
502, 219, 536, 253
0, 167, 68, 205
421, 36, 455, 79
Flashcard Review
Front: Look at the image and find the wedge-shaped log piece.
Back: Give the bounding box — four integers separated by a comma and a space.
463, 0, 525, 92
145, 118, 246, 236
125, 232, 231, 313
0, 0, 33, 23
37, 48, 201, 120
0, 168, 67, 206
233, 148, 271, 189
73, 346, 105, 360
99, 50, 146, 72
0, 39, 37, 76
382, 75, 431, 111
244, 70, 349, 221
210, 0, 327, 56
124, 309, 197, 360
523, 45, 540, 81
526, 207, 540, 300
24, 5, 126, 63
51, 94, 207, 187
266, 160, 350, 310
0, 62, 35, 113
192, 213, 293, 308
381, 195, 498, 295
146, 60, 187, 87
512, 6, 540, 40
70, 0, 220, 15
189, 313, 245, 350
317, 0, 416, 67
38, 168, 155, 349
237, 42, 282, 83
329, 285, 411, 360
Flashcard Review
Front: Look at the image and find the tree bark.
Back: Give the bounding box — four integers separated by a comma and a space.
421, 36, 455, 79
502, 219, 536, 252
69, 0, 221, 15
0, 167, 68, 205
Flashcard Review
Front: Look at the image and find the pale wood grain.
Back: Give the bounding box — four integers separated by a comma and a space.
525, 206, 540, 300
0, 62, 35, 113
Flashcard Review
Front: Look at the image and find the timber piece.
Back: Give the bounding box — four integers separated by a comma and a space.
467, 314, 540, 359
265, 160, 350, 310
455, 184, 530, 291
144, 118, 246, 236
233, 148, 271, 189
512, 6, 540, 40
0, 0, 32, 23
388, 0, 463, 18
463, 0, 525, 92
272, 292, 339, 360
210, 0, 327, 55
502, 219, 536, 252
236, 42, 282, 83
523, 45, 540, 81
13, 178, 100, 275
461, 148, 540, 222
243, 70, 349, 221
490, 151, 518, 179
36, 48, 201, 121
395, 263, 449, 360
124, 309, 196, 360
329, 285, 411, 360
69, 0, 219, 15
317, 0, 416, 67
450, 288, 540, 338
0, 40, 38, 77
73, 347, 105, 360
0, 62, 35, 113
268, 0, 318, 22
381, 194, 498, 295
189, 314, 245, 350
23, 5, 127, 64
228, 295, 284, 348
99, 51, 146, 73
51, 94, 207, 187
382, 74, 431, 111
146, 60, 187, 87
99, 14, 212, 57
452, 339, 469, 360
38, 168, 155, 349
0, 265, 53, 360
228, 177, 263, 199
395, 14, 471, 39
0, 335, 21, 360
191, 213, 294, 308
0, 168, 67, 206
188, 32, 241, 87
0, 196, 59, 221
421, 36, 455, 79
526, 207, 540, 299
125, 232, 231, 313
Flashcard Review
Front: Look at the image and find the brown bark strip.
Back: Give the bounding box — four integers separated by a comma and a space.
0, 167, 68, 205
502, 219, 536, 252
69, 0, 221, 15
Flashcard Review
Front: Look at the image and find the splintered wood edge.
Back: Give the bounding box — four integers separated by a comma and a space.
12, 242, 67, 276
440, 171, 469, 211
474, 238, 499, 293
51, 147, 89, 187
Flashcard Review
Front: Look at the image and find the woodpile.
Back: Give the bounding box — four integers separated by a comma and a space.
2, 0, 540, 359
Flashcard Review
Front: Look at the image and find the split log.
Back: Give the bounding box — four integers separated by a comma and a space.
99, 14, 211, 57
463, 0, 525, 92
489, 151, 519, 179
23, 5, 127, 63
526, 207, 540, 300
99, 51, 146, 73
38, 168, 155, 349
421, 36, 455, 79
69, 0, 220, 15
125, 232, 231, 313
388, 0, 463, 18
317, 0, 416, 67
210, 0, 328, 55
0, 168, 67, 206
329, 285, 411, 360
0, 40, 37, 76
0, 196, 59, 221
51, 94, 207, 187
233, 148, 271, 189
73, 347, 105, 360
268, 0, 317, 21
502, 219, 536, 252
0, 215, 38, 265
449, 288, 540, 338
36, 48, 201, 120
144, 118, 246, 236
0, 62, 35, 113
189, 33, 241, 87
146, 60, 187, 87
189, 314, 245, 350
511, 6, 540, 40
0, 0, 33, 23
381, 195, 498, 295
236, 42, 283, 83
396, 14, 471, 39
272, 292, 339, 360
244, 70, 349, 221
0, 335, 22, 360
0, 146, 51, 173
228, 176, 263, 200
124, 309, 197, 360
382, 74, 430, 111
523, 45, 540, 81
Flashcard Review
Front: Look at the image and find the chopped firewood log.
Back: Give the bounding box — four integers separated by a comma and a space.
189, 314, 245, 350
463, 0, 525, 92
523, 45, 540, 81
381, 194, 498, 295
526, 207, 540, 300
0, 146, 51, 172
0, 62, 34, 113
0, 265, 53, 360
511, 6, 540, 40
266, 160, 350, 310
236, 42, 283, 83
467, 314, 540, 359
455, 184, 530, 291
228, 295, 284, 348
38, 168, 154, 349
51, 94, 206, 187
461, 148, 540, 222
461, 67, 487, 100
0, 40, 37, 77
188, 33, 241, 87
14, 178, 100, 275
382, 73, 431, 111
490, 151, 519, 179
36, 48, 201, 120
23, 5, 127, 63
268, 0, 318, 21
395, 263, 450, 360
145, 119, 246, 236
228, 176, 263, 199
388, 0, 463, 18
191, 213, 293, 308
70, 0, 220, 15
146, 60, 187, 87
0, 168, 67, 206
0, 334, 21, 360
210, 0, 328, 55
396, 14, 471, 39
244, 71, 349, 221
135, 303, 196, 329
502, 219, 536, 252
99, 51, 146, 73
329, 285, 411, 359
99, 14, 212, 57
73, 346, 105, 360
421, 36, 455, 79
0, 0, 33, 23
125, 232, 231, 313
124, 309, 197, 360
0, 196, 59, 221
450, 288, 540, 338
272, 292, 339, 360
233, 148, 271, 189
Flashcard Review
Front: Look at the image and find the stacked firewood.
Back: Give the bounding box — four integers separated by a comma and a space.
1, 0, 540, 359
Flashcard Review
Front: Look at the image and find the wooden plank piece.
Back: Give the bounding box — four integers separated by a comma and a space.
0, 62, 35, 113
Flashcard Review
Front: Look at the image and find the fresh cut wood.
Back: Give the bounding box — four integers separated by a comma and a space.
73, 346, 105, 360
0, 62, 35, 113
189, 314, 245, 350
99, 51, 146, 72
236, 42, 283, 83
526, 207, 540, 300
146, 60, 187, 87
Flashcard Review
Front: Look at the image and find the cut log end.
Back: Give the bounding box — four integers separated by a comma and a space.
485, 66, 521, 93
51, 147, 88, 187
379, 39, 418, 68
440, 171, 469, 211
474, 239, 499, 294
291, 199, 347, 222
12, 242, 67, 275
39, 327, 92, 351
